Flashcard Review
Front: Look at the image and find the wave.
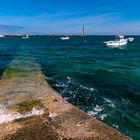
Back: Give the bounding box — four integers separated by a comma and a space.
88, 105, 103, 116
0, 104, 44, 124
47, 75, 119, 121
103, 97, 115, 108
47, 75, 97, 95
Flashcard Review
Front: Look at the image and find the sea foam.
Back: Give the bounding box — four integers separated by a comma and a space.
0, 105, 44, 124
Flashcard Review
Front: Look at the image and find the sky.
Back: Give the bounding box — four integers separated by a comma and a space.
0, 0, 140, 35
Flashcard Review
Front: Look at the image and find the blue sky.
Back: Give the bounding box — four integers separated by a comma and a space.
0, 0, 140, 34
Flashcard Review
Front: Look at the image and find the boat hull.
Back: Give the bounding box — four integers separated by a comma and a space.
105, 39, 128, 46
60, 37, 70, 40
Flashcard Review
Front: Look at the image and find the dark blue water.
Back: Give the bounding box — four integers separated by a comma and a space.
0, 36, 139, 139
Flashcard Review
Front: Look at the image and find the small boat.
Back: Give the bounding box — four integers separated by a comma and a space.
22, 35, 29, 39
0, 34, 5, 38
128, 37, 134, 42
60, 37, 70, 40
104, 35, 128, 47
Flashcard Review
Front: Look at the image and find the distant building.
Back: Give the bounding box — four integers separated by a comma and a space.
81, 26, 85, 35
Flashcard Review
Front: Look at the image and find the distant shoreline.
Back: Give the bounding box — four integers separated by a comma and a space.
0, 34, 140, 37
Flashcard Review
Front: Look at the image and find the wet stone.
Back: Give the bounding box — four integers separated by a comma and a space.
16, 100, 43, 114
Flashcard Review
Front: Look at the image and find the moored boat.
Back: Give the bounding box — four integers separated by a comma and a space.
128, 37, 134, 42
0, 34, 5, 38
60, 37, 70, 40
22, 35, 29, 39
104, 35, 128, 47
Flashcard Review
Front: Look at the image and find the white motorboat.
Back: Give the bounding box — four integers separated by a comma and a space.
22, 35, 29, 39
128, 37, 134, 42
60, 37, 70, 40
0, 34, 5, 38
104, 35, 128, 47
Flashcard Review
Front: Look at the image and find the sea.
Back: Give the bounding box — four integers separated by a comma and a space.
0, 35, 139, 140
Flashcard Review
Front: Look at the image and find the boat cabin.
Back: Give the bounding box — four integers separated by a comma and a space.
115, 35, 124, 41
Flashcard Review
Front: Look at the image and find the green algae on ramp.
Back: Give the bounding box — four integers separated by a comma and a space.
2, 57, 44, 81
16, 100, 43, 113
0, 54, 49, 108
0, 105, 131, 140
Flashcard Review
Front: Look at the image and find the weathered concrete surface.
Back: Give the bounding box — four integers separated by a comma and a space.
0, 58, 131, 140
0, 81, 131, 139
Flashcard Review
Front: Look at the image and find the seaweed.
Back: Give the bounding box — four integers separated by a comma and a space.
16, 100, 43, 113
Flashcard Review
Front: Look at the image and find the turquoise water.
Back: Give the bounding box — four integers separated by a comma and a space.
0, 36, 140, 139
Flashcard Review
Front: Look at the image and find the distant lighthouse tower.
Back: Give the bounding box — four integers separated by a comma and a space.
82, 26, 85, 36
